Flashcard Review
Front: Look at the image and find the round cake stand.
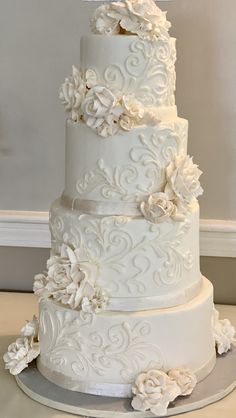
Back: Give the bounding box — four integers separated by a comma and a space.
16, 347, 236, 418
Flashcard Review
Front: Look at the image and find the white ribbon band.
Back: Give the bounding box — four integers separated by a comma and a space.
37, 353, 216, 398
61, 195, 142, 217
106, 279, 203, 311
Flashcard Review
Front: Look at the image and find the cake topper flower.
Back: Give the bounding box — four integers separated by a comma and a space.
91, 0, 171, 41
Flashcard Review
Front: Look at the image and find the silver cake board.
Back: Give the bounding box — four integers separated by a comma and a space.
16, 347, 236, 418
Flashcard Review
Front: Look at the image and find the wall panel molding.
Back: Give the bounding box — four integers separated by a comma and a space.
0, 211, 236, 257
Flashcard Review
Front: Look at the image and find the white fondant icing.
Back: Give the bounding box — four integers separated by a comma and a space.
37, 278, 216, 397
80, 35, 176, 108
63, 120, 188, 205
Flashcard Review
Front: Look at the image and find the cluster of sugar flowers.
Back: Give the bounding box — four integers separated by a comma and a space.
212, 308, 235, 355
131, 366, 197, 416
140, 154, 203, 224
59, 66, 160, 138
91, 0, 171, 41
3, 316, 40, 375
33, 244, 108, 314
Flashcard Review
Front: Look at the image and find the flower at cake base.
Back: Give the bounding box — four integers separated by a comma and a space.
59, 66, 86, 122
3, 337, 40, 376
81, 288, 109, 314
3, 316, 40, 376
82, 86, 123, 137
21, 315, 39, 341
213, 308, 235, 355
131, 369, 181, 416
140, 192, 177, 224
165, 154, 203, 208
168, 368, 197, 396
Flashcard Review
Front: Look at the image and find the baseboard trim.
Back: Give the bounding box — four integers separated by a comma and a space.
0, 211, 50, 249
0, 211, 236, 257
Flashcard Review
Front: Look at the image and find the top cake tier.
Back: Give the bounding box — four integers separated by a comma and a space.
80, 34, 177, 110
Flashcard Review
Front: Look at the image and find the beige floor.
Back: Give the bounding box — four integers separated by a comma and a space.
1, 292, 236, 418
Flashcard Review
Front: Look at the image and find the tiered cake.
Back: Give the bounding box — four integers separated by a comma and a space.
4, 0, 235, 415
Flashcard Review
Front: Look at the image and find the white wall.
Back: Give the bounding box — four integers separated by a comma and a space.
0, 0, 236, 219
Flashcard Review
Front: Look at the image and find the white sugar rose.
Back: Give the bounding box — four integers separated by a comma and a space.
81, 288, 109, 314
3, 337, 40, 376
91, 0, 171, 40
140, 192, 176, 224
122, 95, 144, 120
168, 368, 197, 396
165, 155, 203, 206
119, 114, 134, 131
33, 245, 105, 312
33, 273, 50, 299
91, 4, 121, 36
46, 248, 89, 309
21, 316, 39, 341
213, 309, 235, 355
59, 66, 86, 122
111, 0, 171, 40
82, 86, 122, 137
96, 114, 120, 138
132, 369, 181, 416
64, 277, 95, 310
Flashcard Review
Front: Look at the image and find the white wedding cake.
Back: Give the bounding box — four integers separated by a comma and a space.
4, 0, 235, 415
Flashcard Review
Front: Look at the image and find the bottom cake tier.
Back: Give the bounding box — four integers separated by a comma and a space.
37, 277, 216, 398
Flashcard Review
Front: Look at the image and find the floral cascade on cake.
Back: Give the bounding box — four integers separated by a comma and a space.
3, 0, 236, 415
33, 244, 108, 313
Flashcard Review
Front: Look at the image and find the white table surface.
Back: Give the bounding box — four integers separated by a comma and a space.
1, 292, 236, 418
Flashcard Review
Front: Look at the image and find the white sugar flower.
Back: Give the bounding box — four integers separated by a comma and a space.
119, 114, 134, 131
81, 288, 109, 314
21, 315, 39, 342
91, 0, 171, 41
168, 368, 197, 396
3, 337, 40, 376
33, 245, 107, 312
45, 246, 89, 309
59, 66, 86, 122
91, 4, 121, 36
122, 95, 144, 120
132, 369, 181, 416
140, 192, 177, 224
165, 154, 203, 206
33, 273, 50, 299
213, 308, 235, 355
82, 86, 122, 137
